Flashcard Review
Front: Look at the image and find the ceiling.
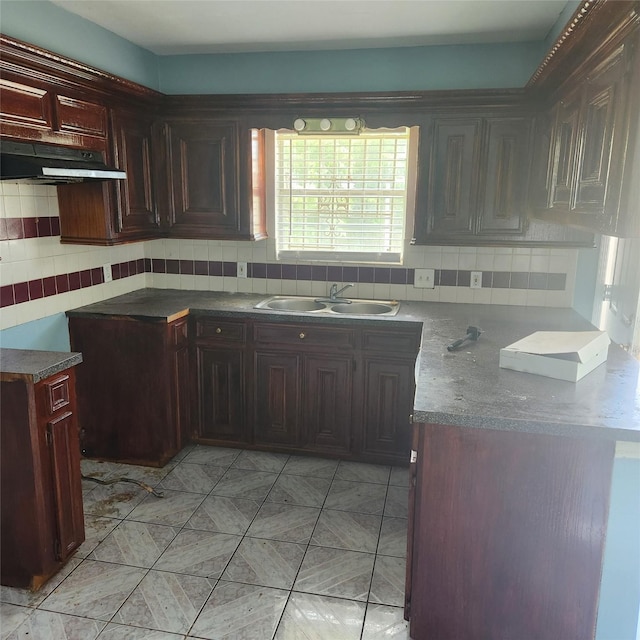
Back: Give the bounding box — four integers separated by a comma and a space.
49, 0, 571, 55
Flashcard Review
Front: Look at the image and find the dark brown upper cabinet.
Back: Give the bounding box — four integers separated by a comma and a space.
159, 119, 267, 241
0, 72, 108, 150
529, 3, 640, 237
111, 108, 161, 240
414, 113, 543, 245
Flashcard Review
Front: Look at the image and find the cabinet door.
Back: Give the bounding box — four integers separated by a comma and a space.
253, 351, 301, 446
195, 345, 246, 443
548, 92, 581, 211
478, 118, 530, 234
111, 109, 160, 239
575, 45, 627, 219
361, 357, 415, 461
170, 318, 190, 448
54, 95, 107, 139
302, 354, 353, 454
46, 411, 84, 561
0, 76, 53, 140
165, 120, 240, 238
426, 118, 482, 237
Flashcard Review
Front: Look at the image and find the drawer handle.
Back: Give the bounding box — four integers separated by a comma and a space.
299, 332, 306, 339
216, 327, 222, 334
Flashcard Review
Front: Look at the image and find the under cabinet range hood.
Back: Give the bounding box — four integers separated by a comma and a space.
0, 141, 126, 184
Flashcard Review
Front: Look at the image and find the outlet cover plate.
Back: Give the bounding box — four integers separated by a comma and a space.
414, 268, 435, 289
103, 264, 112, 283
470, 271, 482, 289
237, 262, 247, 278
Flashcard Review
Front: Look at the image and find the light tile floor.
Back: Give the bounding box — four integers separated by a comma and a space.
1, 445, 411, 640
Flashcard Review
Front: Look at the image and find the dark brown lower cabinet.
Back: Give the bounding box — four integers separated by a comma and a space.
405, 422, 616, 640
68, 314, 189, 466
1, 368, 84, 589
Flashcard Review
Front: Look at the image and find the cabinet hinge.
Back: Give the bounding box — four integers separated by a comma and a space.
45, 429, 53, 446
410, 449, 418, 464
603, 284, 613, 301
54, 539, 61, 560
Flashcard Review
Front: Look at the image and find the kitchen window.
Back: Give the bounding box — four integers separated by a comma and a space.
272, 126, 417, 264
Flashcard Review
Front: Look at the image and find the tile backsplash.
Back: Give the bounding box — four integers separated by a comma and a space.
0, 184, 578, 332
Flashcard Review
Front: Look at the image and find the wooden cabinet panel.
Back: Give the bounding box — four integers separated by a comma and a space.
254, 351, 301, 446
254, 322, 356, 350
479, 118, 530, 233
1, 366, 84, 590
54, 95, 107, 138
361, 358, 414, 462
427, 118, 481, 236
111, 109, 160, 239
0, 77, 53, 135
406, 423, 615, 640
46, 411, 84, 561
164, 120, 240, 238
68, 316, 186, 466
195, 346, 245, 443
302, 354, 353, 454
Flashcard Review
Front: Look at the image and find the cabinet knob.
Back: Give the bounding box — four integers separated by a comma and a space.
216, 327, 222, 334
299, 332, 306, 339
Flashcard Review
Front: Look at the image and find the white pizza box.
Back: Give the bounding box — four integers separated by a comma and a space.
499, 330, 610, 382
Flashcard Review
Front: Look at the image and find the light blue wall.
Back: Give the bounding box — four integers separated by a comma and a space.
0, 313, 70, 352
596, 457, 640, 640
0, 0, 159, 89
157, 41, 545, 94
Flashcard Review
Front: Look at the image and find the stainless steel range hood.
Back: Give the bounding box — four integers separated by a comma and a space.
0, 141, 126, 184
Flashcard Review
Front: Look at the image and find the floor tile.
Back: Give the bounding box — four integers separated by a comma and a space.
0, 604, 33, 639
157, 463, 224, 494
39, 560, 145, 621
210, 468, 279, 501
184, 495, 261, 535
335, 461, 390, 484
369, 556, 406, 607
266, 474, 331, 507
294, 546, 375, 602
189, 581, 288, 640
80, 459, 125, 480
231, 450, 289, 473
274, 592, 365, 640
126, 490, 204, 527
107, 464, 173, 487
153, 529, 241, 579
247, 503, 320, 544
5, 609, 105, 640
222, 538, 305, 589
112, 570, 213, 634
281, 456, 339, 479
389, 466, 409, 487
88, 521, 178, 568
182, 445, 240, 468
377, 517, 408, 558
324, 480, 387, 515
168, 442, 196, 463
82, 483, 147, 519
361, 604, 410, 639
75, 516, 121, 558
384, 486, 408, 518
98, 624, 185, 639
311, 510, 381, 553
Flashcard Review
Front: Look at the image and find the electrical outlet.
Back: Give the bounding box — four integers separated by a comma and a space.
237, 261, 247, 278
414, 268, 435, 289
470, 271, 482, 289
103, 264, 112, 283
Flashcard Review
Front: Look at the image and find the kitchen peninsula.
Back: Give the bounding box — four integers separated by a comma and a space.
67, 288, 639, 639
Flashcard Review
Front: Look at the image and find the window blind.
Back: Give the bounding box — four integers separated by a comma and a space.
275, 128, 410, 262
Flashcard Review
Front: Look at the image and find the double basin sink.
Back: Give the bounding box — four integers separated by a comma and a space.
254, 295, 400, 316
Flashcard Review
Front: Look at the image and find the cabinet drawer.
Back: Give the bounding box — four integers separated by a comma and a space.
196, 318, 247, 343
254, 322, 356, 349
362, 328, 421, 354
44, 374, 71, 415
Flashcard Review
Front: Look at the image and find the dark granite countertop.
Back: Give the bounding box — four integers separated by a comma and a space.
67, 288, 640, 442
0, 348, 83, 383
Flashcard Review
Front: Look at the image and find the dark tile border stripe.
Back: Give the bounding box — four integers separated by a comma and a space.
1, 260, 567, 309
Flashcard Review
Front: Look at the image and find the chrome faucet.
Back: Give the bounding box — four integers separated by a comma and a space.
329, 282, 354, 301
